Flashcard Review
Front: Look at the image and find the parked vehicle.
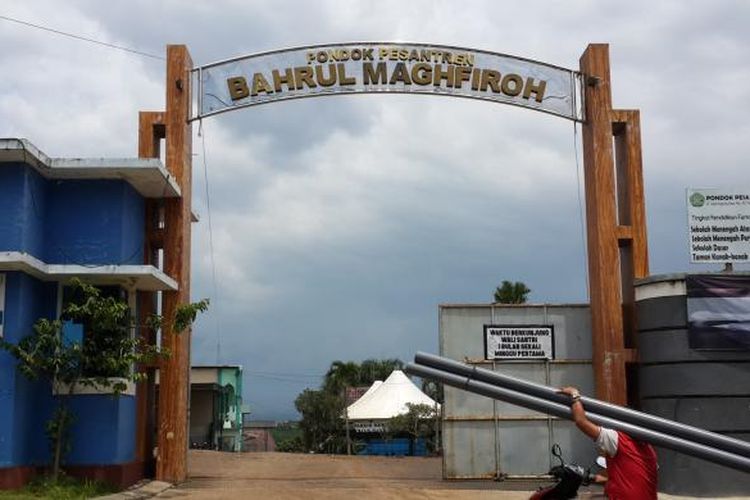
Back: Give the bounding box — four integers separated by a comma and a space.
530, 444, 599, 500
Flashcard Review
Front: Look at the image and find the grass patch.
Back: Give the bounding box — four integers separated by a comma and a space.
0, 474, 116, 499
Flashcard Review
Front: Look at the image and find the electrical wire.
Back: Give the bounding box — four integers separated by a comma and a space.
247, 373, 323, 384
248, 369, 324, 378
198, 121, 223, 364
0, 14, 164, 60
573, 121, 589, 299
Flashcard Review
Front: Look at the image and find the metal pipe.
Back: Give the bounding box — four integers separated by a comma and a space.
404, 362, 750, 473
414, 351, 750, 458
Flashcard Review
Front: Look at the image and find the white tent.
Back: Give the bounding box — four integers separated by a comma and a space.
346, 380, 383, 415
346, 370, 439, 421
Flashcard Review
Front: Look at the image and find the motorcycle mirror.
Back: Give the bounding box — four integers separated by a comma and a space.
551, 443, 564, 466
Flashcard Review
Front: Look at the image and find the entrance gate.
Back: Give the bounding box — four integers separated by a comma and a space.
138, 43, 648, 481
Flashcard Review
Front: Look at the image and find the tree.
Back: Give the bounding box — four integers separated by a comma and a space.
386, 403, 437, 455
359, 358, 403, 385
0, 278, 208, 481
493, 280, 531, 304
323, 359, 405, 395
323, 360, 361, 395
294, 389, 346, 453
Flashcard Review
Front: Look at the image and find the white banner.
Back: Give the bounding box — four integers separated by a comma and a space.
687, 188, 750, 263
484, 325, 554, 360
194, 43, 582, 121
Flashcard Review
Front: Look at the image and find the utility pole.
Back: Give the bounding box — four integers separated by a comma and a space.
344, 387, 352, 455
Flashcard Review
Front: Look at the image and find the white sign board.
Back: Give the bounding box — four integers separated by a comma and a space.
484, 325, 554, 360
195, 42, 582, 121
0, 273, 5, 338
687, 188, 750, 263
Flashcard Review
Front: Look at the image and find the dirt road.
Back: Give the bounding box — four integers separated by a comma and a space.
155, 451, 737, 499
156, 451, 551, 499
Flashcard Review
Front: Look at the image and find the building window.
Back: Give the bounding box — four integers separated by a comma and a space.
60, 284, 133, 378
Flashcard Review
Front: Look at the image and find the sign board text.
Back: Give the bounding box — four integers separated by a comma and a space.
484, 325, 554, 360
687, 188, 750, 263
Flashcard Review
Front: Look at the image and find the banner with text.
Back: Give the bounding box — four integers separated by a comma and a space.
484, 325, 554, 360
194, 43, 582, 121
687, 274, 750, 350
687, 188, 750, 263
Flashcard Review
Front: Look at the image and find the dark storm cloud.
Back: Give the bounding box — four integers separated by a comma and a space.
2, 0, 749, 418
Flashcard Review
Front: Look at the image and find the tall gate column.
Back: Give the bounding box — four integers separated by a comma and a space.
580, 44, 649, 406
157, 45, 193, 482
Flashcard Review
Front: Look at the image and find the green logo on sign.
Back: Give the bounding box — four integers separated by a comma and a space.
689, 192, 705, 207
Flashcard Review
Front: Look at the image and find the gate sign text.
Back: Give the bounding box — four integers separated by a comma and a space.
194, 43, 582, 121
687, 188, 750, 263
484, 325, 554, 360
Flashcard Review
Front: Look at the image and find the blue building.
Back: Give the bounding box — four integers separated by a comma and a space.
0, 138, 179, 488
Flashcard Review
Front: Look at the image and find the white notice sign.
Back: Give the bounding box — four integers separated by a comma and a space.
484, 325, 554, 360
687, 188, 750, 263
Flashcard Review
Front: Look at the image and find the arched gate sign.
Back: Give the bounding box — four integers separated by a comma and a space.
141, 43, 648, 482
192, 43, 582, 121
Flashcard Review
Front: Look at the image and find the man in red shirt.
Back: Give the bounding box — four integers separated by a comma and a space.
559, 386, 658, 500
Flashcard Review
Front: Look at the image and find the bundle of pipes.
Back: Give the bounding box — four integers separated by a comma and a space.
405, 352, 750, 473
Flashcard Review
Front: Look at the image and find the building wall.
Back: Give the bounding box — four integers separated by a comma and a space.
219, 368, 243, 452
189, 368, 219, 385
0, 272, 57, 468
44, 180, 144, 265
439, 304, 594, 479
0, 162, 146, 473
0, 164, 145, 265
0, 165, 48, 257
0, 272, 140, 469
219, 368, 243, 430
65, 395, 136, 465
635, 274, 750, 496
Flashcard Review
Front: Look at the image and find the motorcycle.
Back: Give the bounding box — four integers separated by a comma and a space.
530, 444, 599, 499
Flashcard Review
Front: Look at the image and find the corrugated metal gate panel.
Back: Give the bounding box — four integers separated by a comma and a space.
495, 421, 551, 475
439, 304, 594, 479
439, 307, 492, 360
442, 420, 497, 478
445, 385, 495, 418
550, 420, 599, 466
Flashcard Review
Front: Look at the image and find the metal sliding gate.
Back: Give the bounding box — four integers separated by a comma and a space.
439, 303, 594, 479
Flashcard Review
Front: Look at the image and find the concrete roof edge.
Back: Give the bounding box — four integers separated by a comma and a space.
0, 251, 178, 291
0, 138, 181, 198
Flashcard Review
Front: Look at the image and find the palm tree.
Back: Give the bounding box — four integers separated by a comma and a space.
323, 360, 361, 395
359, 358, 403, 385
493, 280, 531, 304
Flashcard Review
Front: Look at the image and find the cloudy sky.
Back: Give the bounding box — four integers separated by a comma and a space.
1, 1, 748, 419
